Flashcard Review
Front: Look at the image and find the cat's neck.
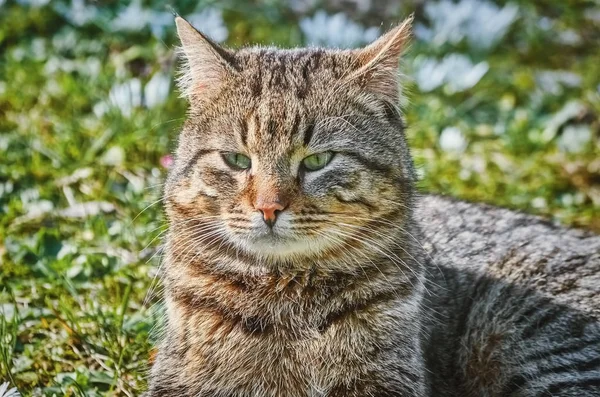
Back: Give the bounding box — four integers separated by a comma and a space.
162, 232, 426, 333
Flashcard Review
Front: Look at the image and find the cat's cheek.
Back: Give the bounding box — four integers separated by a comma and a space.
302, 171, 338, 199
196, 178, 220, 199
167, 178, 201, 203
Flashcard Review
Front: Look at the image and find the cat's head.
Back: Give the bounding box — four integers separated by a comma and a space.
165, 16, 416, 267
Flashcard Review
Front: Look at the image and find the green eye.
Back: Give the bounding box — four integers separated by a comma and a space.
302, 152, 333, 171
222, 153, 251, 170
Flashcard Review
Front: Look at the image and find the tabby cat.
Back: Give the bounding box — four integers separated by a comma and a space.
146, 16, 600, 396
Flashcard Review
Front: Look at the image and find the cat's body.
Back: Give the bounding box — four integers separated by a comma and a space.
418, 195, 600, 396
147, 17, 600, 397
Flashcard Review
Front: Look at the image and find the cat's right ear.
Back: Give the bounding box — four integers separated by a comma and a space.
347, 16, 413, 101
175, 17, 235, 100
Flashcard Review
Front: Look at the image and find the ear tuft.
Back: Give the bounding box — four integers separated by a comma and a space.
175, 16, 233, 100
349, 15, 413, 101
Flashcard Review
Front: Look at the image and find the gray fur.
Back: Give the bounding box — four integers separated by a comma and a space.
418, 195, 600, 396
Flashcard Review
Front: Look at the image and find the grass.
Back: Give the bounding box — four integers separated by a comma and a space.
0, 0, 599, 395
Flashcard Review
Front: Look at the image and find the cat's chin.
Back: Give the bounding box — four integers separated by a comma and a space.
235, 233, 335, 259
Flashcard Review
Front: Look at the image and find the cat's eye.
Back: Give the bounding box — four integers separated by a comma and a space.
222, 153, 251, 170
302, 152, 333, 172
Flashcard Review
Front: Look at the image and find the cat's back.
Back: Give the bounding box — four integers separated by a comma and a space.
416, 194, 600, 317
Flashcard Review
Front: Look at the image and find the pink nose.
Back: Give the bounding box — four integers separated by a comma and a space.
255, 201, 286, 227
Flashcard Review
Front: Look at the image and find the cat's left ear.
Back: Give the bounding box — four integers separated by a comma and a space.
349, 15, 413, 100
175, 16, 236, 100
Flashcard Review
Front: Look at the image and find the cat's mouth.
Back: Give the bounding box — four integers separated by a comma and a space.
223, 212, 340, 258
231, 227, 335, 259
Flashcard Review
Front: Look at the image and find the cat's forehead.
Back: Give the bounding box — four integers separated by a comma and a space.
218, 50, 358, 152
234, 48, 355, 96
238, 48, 353, 77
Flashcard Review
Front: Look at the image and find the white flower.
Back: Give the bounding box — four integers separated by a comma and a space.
557, 125, 592, 154
417, 0, 518, 50
53, 0, 98, 27
144, 72, 171, 108
0, 382, 20, 397
0, 304, 15, 320
111, 0, 149, 32
300, 11, 380, 48
439, 126, 468, 153
100, 146, 125, 166
413, 57, 448, 92
15, 0, 49, 7
288, 0, 317, 13
585, 8, 600, 23
465, 1, 519, 49
44, 56, 101, 78
111, 3, 227, 40
186, 8, 229, 43
531, 197, 547, 209
413, 54, 488, 93
108, 79, 143, 117
536, 70, 581, 95
557, 29, 581, 46
445, 56, 489, 93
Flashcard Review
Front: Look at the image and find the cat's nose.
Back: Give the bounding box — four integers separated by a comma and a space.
255, 201, 287, 228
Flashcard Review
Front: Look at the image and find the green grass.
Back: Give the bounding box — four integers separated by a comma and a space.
1, 0, 599, 395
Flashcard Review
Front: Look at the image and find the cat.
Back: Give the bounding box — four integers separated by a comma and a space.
146, 15, 600, 396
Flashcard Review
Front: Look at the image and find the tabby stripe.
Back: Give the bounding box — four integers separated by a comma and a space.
341, 151, 392, 175
505, 357, 600, 395
180, 150, 213, 177
303, 123, 315, 146
455, 277, 495, 353
291, 225, 320, 230
351, 98, 385, 120
226, 216, 250, 222
296, 52, 320, 99
251, 64, 263, 97
239, 117, 248, 146
266, 119, 276, 139
349, 99, 403, 154
541, 377, 600, 395
501, 374, 530, 396
538, 356, 600, 376
525, 337, 600, 361
514, 297, 551, 327
278, 61, 287, 82
172, 289, 273, 335
334, 193, 376, 210
520, 305, 566, 339
169, 197, 215, 217
148, 384, 187, 396
290, 113, 301, 140
228, 225, 253, 230
383, 100, 402, 122
253, 112, 261, 140
486, 283, 518, 322
318, 289, 402, 332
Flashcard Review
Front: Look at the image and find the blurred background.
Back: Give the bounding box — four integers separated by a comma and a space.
0, 0, 599, 395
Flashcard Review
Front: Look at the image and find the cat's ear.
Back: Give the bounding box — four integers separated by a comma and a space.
349, 16, 413, 100
175, 16, 235, 100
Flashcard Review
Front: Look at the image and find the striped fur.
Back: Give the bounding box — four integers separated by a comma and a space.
147, 17, 600, 396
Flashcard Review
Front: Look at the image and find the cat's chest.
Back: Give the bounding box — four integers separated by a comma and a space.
184, 316, 375, 396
